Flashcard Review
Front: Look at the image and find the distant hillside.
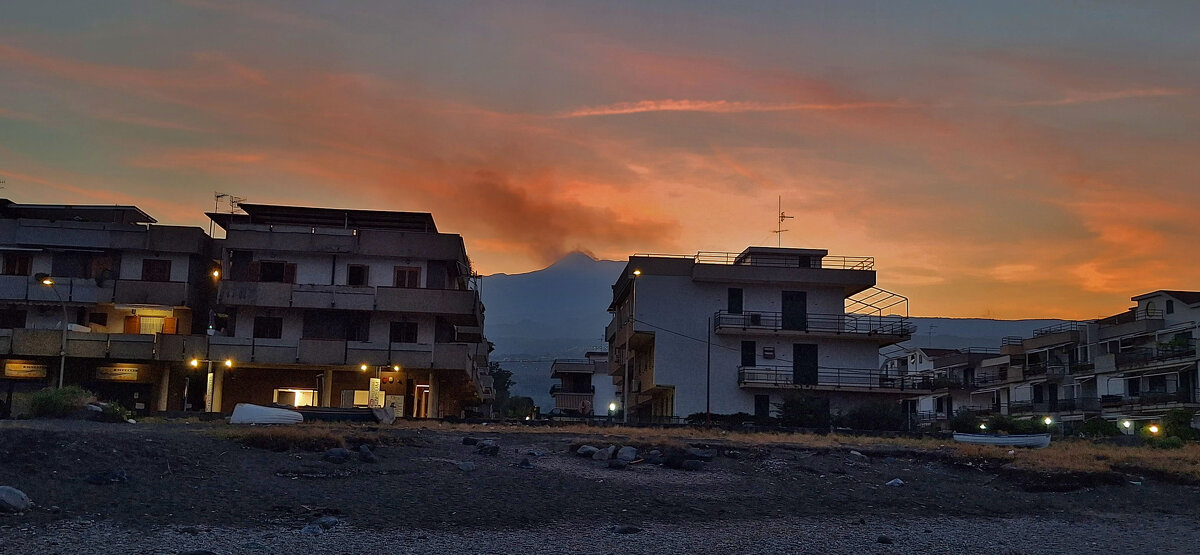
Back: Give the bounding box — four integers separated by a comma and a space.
481, 253, 1066, 410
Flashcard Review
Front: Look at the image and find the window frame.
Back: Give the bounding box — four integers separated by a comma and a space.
141, 258, 173, 282
393, 266, 421, 288
1, 253, 32, 276
390, 321, 419, 343
347, 264, 369, 287
253, 316, 284, 339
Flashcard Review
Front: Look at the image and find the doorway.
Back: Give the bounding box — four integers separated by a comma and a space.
782, 291, 807, 331
793, 343, 818, 385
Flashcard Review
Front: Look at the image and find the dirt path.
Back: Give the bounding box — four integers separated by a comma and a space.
1, 420, 1198, 553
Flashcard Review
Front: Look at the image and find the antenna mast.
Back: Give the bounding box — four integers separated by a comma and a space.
771, 195, 793, 247
210, 192, 245, 236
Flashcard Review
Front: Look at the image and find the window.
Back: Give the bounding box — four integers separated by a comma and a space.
253, 316, 283, 339
1126, 378, 1140, 397
935, 396, 945, 413
141, 259, 172, 282
139, 316, 166, 335
258, 261, 291, 283
51, 252, 93, 278
1148, 375, 1168, 393
394, 266, 421, 288
390, 322, 418, 343
1166, 300, 1175, 314
229, 250, 253, 281
1, 253, 31, 276
0, 309, 26, 328
274, 389, 317, 407
302, 310, 368, 341
88, 312, 108, 327
727, 287, 743, 315
347, 264, 369, 286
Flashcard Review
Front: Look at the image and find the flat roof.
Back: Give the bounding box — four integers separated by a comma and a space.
208, 202, 437, 232
0, 198, 156, 224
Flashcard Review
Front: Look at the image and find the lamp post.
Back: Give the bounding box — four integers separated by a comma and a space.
622, 269, 640, 425
190, 358, 233, 412
34, 273, 68, 389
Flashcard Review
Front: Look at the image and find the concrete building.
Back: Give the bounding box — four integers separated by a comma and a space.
0, 199, 215, 415
206, 203, 493, 418
894, 348, 998, 425
604, 247, 915, 422
549, 351, 618, 416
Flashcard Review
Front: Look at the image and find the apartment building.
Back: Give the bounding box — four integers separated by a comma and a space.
0, 199, 214, 415
893, 348, 998, 424
604, 247, 915, 422
206, 203, 492, 418
549, 351, 617, 416
913, 290, 1199, 429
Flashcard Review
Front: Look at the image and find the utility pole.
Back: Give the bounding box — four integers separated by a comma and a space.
772, 196, 793, 247
706, 315, 712, 428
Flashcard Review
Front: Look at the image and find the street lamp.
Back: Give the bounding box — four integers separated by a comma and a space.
34, 273, 68, 389
190, 357, 233, 412
623, 269, 641, 425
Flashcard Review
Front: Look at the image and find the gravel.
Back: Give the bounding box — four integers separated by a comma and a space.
2, 514, 1197, 554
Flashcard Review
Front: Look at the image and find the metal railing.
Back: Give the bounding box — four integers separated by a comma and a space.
1099, 308, 1164, 326
1009, 397, 1102, 414
739, 365, 921, 390
1034, 321, 1089, 336
1002, 336, 1024, 346
549, 384, 595, 395
1102, 390, 1200, 408
713, 311, 915, 336
633, 251, 874, 270
1114, 340, 1197, 369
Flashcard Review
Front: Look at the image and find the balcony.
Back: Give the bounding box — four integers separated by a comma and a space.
218, 281, 484, 325
1114, 340, 1197, 370
1102, 390, 1200, 410
114, 280, 189, 306
9, 329, 166, 361
1023, 362, 1070, 378
550, 384, 596, 396
376, 287, 482, 325
713, 311, 914, 340
2, 276, 115, 304
1009, 397, 1102, 415
738, 365, 910, 391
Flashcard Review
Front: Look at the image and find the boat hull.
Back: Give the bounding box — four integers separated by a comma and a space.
952, 433, 1051, 448
229, 403, 304, 425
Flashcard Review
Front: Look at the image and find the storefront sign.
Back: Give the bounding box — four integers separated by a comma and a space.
96, 366, 140, 382
368, 378, 383, 408
4, 362, 48, 379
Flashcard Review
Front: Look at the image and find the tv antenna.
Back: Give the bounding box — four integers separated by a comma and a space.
209, 192, 246, 236
771, 196, 793, 247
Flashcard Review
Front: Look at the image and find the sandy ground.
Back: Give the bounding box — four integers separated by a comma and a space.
1, 420, 1198, 554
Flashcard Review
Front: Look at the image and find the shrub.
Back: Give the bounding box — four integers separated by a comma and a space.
834, 402, 906, 431
1147, 436, 1186, 449
95, 402, 133, 423
29, 386, 95, 418
986, 414, 1047, 435
1079, 417, 1122, 438
1162, 409, 1196, 441
773, 394, 830, 429
949, 410, 984, 433
685, 412, 757, 426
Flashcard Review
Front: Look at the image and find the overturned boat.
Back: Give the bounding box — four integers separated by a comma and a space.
229, 403, 304, 425
953, 433, 1051, 448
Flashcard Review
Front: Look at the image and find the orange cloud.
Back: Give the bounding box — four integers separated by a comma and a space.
560, 99, 913, 117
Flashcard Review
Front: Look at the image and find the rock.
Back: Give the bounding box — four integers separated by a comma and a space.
642, 453, 664, 465
478, 439, 498, 448
358, 445, 377, 463
613, 525, 642, 534
462, 437, 479, 445
592, 445, 618, 461
877, 535, 894, 544
300, 524, 324, 536
685, 448, 715, 462
722, 449, 741, 459
84, 469, 128, 485
607, 459, 629, 470
664, 453, 687, 469
848, 450, 870, 463
477, 444, 500, 456
647, 449, 662, 456
313, 515, 341, 529
526, 450, 544, 457
456, 461, 476, 472
323, 448, 351, 464
616, 446, 638, 462
517, 458, 535, 470
575, 445, 600, 457
681, 459, 705, 471
0, 486, 32, 513
885, 478, 904, 487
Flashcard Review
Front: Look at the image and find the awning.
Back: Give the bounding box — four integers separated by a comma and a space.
1118, 362, 1195, 379
1073, 375, 1096, 382
971, 387, 1001, 395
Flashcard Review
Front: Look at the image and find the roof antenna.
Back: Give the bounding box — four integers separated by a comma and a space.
771, 195, 793, 247
210, 192, 246, 236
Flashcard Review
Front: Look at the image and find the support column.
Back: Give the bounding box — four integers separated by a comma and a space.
155, 366, 171, 412
322, 368, 334, 407
428, 372, 439, 419
211, 365, 225, 413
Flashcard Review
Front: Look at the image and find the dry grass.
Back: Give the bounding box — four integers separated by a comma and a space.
393, 420, 1200, 481
209, 423, 409, 452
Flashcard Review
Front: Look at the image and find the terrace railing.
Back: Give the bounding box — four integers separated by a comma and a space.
713, 311, 915, 337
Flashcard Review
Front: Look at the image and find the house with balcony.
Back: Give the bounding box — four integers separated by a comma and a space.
0, 199, 214, 415
549, 351, 616, 416
206, 203, 491, 418
604, 246, 915, 423
1091, 291, 1199, 423
896, 347, 996, 425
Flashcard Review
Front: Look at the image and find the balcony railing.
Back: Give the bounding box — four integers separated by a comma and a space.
550, 384, 596, 395
739, 365, 918, 390
1102, 390, 1200, 408
1114, 341, 1197, 369
1009, 397, 1102, 414
1023, 362, 1070, 377
713, 311, 914, 337
634, 251, 874, 270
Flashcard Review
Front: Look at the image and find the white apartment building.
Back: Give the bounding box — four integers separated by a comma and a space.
549, 351, 618, 416
605, 247, 915, 422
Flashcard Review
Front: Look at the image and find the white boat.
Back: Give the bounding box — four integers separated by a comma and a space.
953, 433, 1051, 448
229, 403, 304, 425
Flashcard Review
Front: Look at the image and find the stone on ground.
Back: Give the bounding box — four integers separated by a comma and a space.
616, 446, 638, 461
0, 486, 31, 513
575, 445, 599, 457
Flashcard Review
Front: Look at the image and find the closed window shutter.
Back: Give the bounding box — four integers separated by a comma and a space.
283, 263, 297, 283
123, 315, 140, 334
162, 317, 178, 335
248, 261, 261, 282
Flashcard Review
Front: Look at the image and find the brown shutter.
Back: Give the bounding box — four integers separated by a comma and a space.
124, 315, 140, 334
283, 263, 297, 283
162, 317, 178, 335
248, 261, 261, 282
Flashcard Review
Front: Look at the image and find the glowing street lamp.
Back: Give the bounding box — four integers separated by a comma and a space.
979, 423, 987, 431
34, 273, 69, 389
1043, 416, 1053, 426
1148, 424, 1161, 435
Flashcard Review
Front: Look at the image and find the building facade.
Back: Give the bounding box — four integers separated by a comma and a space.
605, 247, 915, 422
0, 199, 494, 418
0, 199, 214, 415
549, 351, 617, 416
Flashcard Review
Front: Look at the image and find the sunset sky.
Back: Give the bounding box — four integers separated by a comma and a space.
2, 1, 1198, 319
